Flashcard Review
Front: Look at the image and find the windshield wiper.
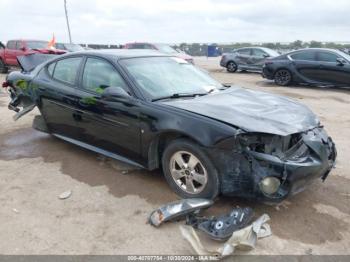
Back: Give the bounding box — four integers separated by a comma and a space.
152, 92, 207, 102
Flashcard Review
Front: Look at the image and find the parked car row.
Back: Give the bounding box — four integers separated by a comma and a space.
0, 40, 67, 73
220, 47, 350, 87
0, 39, 194, 73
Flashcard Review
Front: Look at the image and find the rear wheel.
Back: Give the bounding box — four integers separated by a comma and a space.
274, 69, 292, 86
226, 61, 238, 73
0, 59, 8, 74
162, 139, 220, 199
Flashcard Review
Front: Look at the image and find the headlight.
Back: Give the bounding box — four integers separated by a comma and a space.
260, 177, 281, 195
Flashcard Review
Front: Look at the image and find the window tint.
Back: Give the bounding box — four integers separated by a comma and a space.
317, 52, 339, 62
7, 41, 16, 49
237, 49, 251, 55
290, 51, 316, 61
82, 58, 127, 94
252, 48, 267, 57
53, 57, 82, 85
47, 63, 56, 76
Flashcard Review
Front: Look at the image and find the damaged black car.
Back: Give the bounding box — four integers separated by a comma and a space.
3, 50, 337, 203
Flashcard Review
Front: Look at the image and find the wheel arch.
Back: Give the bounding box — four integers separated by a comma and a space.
147, 130, 205, 170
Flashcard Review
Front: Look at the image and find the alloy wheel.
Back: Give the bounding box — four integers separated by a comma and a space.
169, 151, 208, 194
227, 62, 237, 72
275, 69, 291, 86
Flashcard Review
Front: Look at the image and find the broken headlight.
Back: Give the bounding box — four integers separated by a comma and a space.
239, 133, 308, 160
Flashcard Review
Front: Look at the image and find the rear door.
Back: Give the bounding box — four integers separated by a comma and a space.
315, 51, 350, 85
36, 56, 83, 140
74, 56, 142, 161
289, 50, 320, 82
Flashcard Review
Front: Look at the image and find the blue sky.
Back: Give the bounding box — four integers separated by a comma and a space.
0, 0, 349, 44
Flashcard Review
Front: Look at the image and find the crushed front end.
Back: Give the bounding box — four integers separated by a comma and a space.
210, 127, 336, 203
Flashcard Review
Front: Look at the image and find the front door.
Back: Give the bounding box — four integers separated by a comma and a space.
75, 57, 142, 162
314, 51, 350, 85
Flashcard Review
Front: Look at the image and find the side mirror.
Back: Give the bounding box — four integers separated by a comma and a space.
336, 58, 347, 66
101, 87, 130, 100
20, 47, 26, 51
263, 54, 270, 58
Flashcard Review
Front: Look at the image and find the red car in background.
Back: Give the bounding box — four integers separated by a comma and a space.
0, 40, 66, 73
124, 42, 194, 64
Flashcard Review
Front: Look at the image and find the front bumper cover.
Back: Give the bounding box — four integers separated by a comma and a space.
209, 127, 336, 203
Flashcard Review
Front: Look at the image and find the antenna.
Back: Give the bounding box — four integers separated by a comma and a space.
64, 0, 72, 43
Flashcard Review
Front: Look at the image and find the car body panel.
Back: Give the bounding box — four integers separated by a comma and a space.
162, 87, 319, 136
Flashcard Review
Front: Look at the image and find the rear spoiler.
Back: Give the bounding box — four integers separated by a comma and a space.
17, 53, 56, 72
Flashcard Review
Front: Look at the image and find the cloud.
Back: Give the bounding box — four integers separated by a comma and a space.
0, 0, 349, 44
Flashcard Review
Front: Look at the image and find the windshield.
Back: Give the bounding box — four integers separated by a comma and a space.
120, 57, 222, 100
64, 43, 85, 52
154, 44, 178, 54
26, 41, 49, 49
337, 49, 350, 61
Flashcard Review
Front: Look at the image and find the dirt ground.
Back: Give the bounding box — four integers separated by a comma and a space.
0, 57, 349, 255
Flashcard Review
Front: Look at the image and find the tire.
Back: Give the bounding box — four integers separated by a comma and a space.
0, 59, 8, 74
274, 69, 292, 86
162, 139, 220, 199
226, 61, 238, 73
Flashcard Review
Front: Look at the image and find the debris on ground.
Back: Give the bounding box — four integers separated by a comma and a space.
58, 190, 72, 200
180, 214, 271, 258
191, 207, 254, 241
149, 199, 271, 259
12, 208, 19, 213
148, 198, 214, 227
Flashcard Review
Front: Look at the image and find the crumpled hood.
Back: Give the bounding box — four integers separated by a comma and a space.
162, 87, 319, 136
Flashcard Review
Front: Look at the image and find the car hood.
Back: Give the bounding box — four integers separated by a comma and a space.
162, 87, 319, 136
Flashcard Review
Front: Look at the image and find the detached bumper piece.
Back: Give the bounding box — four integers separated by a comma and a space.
188, 207, 254, 241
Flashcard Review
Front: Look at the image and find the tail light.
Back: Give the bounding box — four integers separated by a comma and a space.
2, 81, 9, 88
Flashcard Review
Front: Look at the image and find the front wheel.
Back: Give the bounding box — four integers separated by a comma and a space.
162, 139, 220, 199
274, 69, 292, 86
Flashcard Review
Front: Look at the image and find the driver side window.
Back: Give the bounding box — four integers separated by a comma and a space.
82, 58, 128, 94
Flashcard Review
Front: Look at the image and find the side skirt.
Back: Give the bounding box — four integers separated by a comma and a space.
52, 133, 145, 169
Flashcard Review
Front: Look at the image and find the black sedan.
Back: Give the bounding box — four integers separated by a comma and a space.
3, 50, 336, 203
263, 48, 350, 87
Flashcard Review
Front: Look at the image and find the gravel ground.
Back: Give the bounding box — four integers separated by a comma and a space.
0, 57, 349, 255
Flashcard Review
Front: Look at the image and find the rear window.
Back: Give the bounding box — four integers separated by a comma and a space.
51, 57, 82, 85
290, 51, 316, 61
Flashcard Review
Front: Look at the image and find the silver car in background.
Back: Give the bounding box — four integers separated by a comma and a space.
220, 47, 280, 73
